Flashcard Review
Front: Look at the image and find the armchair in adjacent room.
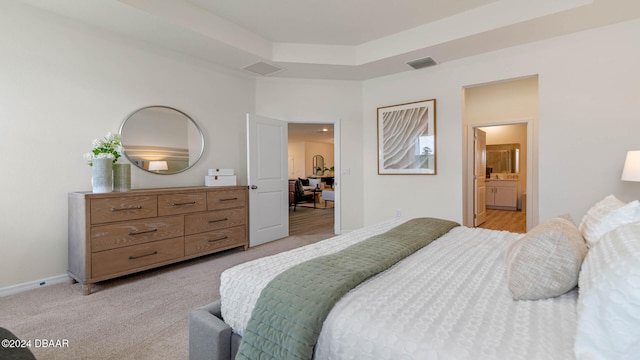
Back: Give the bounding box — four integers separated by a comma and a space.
288, 179, 316, 211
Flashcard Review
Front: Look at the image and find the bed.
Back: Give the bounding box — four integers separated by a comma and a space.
189, 195, 640, 360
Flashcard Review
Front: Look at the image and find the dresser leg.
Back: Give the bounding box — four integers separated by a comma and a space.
84, 284, 92, 296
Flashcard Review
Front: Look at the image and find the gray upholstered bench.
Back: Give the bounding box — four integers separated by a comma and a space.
188, 300, 241, 360
0, 327, 37, 360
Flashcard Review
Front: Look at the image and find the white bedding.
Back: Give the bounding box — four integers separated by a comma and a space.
220, 218, 579, 360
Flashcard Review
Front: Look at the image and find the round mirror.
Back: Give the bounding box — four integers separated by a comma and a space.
313, 155, 324, 176
119, 106, 204, 174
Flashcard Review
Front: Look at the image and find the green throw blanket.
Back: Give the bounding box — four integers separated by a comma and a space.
235, 217, 459, 360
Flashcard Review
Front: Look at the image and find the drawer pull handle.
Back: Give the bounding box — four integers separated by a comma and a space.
208, 218, 228, 224
111, 205, 142, 212
172, 201, 197, 206
207, 236, 228, 243
220, 197, 238, 201
128, 228, 158, 236
129, 251, 158, 260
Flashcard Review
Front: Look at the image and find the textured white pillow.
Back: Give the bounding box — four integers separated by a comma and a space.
580, 195, 640, 248
308, 178, 322, 189
506, 217, 588, 300
575, 222, 640, 360
579, 195, 625, 234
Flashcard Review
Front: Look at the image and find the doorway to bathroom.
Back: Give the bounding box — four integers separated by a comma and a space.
462, 75, 539, 233
475, 123, 528, 233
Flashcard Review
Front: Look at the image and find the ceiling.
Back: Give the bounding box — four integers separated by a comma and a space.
188, 0, 499, 46
288, 123, 334, 145
19, 0, 640, 81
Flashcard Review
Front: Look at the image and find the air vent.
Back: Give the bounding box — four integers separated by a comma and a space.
407, 57, 437, 70
242, 62, 283, 76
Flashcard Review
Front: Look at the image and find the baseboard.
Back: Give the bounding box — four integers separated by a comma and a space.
0, 274, 69, 297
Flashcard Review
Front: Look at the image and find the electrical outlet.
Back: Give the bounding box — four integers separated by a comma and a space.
395, 209, 402, 217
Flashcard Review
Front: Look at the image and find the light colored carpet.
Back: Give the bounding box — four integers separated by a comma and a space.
0, 234, 332, 360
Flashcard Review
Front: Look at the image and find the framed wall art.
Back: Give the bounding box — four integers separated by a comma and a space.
377, 99, 436, 175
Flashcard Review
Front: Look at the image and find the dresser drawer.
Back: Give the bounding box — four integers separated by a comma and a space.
185, 225, 246, 256
158, 193, 207, 216
207, 189, 247, 210
90, 196, 157, 224
90, 215, 184, 252
184, 208, 246, 235
91, 237, 184, 279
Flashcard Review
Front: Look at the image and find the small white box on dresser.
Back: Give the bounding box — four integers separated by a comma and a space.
208, 169, 234, 176
205, 168, 236, 187
205, 175, 237, 187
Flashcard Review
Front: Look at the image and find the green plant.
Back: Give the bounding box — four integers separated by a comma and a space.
83, 132, 124, 166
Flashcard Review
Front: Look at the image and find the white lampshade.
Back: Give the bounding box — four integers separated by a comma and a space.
148, 160, 168, 171
621, 151, 640, 182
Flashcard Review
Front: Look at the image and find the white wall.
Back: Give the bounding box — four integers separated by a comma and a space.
362, 19, 640, 226
0, 2, 255, 289
287, 142, 306, 179
465, 77, 539, 125
256, 78, 364, 230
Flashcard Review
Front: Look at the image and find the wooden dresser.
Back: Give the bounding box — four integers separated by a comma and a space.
68, 186, 248, 295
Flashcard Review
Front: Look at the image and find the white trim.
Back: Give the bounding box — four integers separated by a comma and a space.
0, 274, 69, 298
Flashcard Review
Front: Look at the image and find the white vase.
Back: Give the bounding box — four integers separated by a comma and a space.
92, 158, 113, 193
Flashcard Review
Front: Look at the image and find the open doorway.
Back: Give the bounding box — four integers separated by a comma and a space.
462, 76, 539, 232
287, 122, 340, 236
475, 123, 528, 233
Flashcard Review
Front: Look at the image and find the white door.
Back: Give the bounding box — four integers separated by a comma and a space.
474, 128, 487, 226
247, 114, 288, 246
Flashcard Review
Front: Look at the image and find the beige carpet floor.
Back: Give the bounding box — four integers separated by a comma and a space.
0, 234, 332, 360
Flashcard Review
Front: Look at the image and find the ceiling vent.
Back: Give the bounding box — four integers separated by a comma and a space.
242, 62, 283, 76
407, 57, 437, 70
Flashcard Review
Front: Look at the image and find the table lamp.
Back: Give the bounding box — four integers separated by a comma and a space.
621, 151, 640, 182
148, 160, 168, 173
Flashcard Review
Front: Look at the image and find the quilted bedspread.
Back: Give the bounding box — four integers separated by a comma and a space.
234, 217, 459, 360
221, 218, 580, 359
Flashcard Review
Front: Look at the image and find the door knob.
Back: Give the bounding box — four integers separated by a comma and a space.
250, 185, 258, 189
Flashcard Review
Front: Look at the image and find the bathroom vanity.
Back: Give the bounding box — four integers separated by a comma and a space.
485, 179, 518, 210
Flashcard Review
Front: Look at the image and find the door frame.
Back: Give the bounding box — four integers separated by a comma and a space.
463, 119, 538, 231
288, 118, 341, 234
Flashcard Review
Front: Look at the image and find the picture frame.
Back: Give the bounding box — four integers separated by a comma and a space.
377, 99, 436, 175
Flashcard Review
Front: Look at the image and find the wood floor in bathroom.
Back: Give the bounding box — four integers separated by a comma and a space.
477, 209, 526, 233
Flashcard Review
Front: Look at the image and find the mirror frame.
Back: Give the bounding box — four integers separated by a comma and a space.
119, 105, 205, 175
313, 155, 325, 177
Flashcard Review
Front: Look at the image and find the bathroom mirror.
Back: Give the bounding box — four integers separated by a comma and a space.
313, 155, 324, 176
119, 106, 204, 174
486, 143, 520, 174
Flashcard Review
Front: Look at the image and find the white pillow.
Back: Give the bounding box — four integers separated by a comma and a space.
580, 195, 640, 247
506, 217, 587, 300
575, 222, 640, 360
308, 178, 321, 189
579, 195, 624, 233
